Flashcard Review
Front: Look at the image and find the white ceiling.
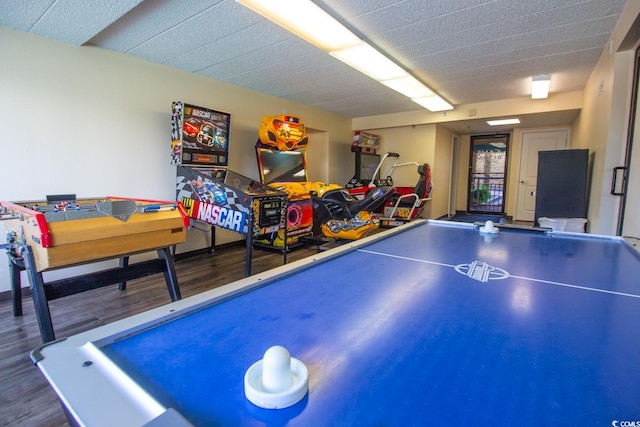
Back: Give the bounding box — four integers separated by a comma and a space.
1, 0, 627, 133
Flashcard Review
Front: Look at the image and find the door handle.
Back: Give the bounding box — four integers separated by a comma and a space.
611, 166, 627, 196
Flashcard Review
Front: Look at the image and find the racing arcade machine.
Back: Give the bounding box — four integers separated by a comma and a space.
255, 116, 394, 243
255, 121, 316, 249
345, 130, 433, 228
371, 152, 433, 227
346, 131, 382, 198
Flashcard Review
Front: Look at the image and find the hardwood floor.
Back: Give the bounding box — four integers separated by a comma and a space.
0, 243, 319, 426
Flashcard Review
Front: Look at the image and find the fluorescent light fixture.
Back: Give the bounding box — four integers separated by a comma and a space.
330, 43, 407, 81
236, 0, 361, 51
381, 75, 434, 98
412, 96, 453, 112
487, 118, 520, 126
237, 0, 454, 112
531, 74, 551, 99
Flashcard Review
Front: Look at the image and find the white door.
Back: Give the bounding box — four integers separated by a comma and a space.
516, 130, 568, 221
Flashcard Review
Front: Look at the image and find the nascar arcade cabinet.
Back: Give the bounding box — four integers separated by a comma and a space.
171, 102, 288, 276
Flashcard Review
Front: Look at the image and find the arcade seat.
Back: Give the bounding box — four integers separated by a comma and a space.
313, 186, 395, 240
383, 163, 432, 221
314, 186, 394, 223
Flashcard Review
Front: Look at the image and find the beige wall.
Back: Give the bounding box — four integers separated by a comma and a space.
571, 0, 640, 234
504, 131, 520, 217
0, 27, 353, 293
456, 135, 471, 212
367, 125, 436, 187
355, 123, 454, 219
352, 93, 582, 131
356, 124, 446, 218
432, 125, 455, 219
572, 47, 634, 234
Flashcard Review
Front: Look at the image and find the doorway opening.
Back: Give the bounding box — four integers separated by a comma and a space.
467, 134, 509, 214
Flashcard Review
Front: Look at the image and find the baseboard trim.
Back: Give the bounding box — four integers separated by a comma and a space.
0, 286, 30, 303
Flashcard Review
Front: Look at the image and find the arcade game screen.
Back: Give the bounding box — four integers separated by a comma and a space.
358, 153, 381, 182
256, 148, 307, 183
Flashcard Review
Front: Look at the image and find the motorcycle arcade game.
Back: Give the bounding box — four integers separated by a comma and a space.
172, 102, 287, 276
255, 116, 393, 245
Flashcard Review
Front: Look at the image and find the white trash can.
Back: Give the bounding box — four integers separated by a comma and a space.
538, 217, 587, 233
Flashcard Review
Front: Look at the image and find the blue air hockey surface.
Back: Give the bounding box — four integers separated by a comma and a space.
32, 220, 640, 426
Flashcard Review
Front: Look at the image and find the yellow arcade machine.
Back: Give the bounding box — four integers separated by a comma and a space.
255, 115, 392, 245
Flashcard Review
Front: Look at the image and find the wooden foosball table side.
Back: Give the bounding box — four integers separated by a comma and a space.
1, 197, 190, 343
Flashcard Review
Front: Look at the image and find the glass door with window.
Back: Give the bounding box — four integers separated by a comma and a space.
467, 134, 509, 214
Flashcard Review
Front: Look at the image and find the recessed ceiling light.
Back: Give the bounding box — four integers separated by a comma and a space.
531, 75, 551, 99
487, 118, 520, 126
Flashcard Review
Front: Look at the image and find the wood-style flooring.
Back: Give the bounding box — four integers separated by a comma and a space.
0, 243, 318, 426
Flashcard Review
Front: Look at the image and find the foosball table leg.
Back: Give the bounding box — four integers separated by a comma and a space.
157, 247, 181, 302
118, 256, 129, 291
22, 245, 56, 343
8, 252, 24, 317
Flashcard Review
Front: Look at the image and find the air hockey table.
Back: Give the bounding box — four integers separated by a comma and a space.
31, 220, 640, 426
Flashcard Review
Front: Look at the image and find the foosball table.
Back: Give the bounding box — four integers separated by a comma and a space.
0, 195, 190, 343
